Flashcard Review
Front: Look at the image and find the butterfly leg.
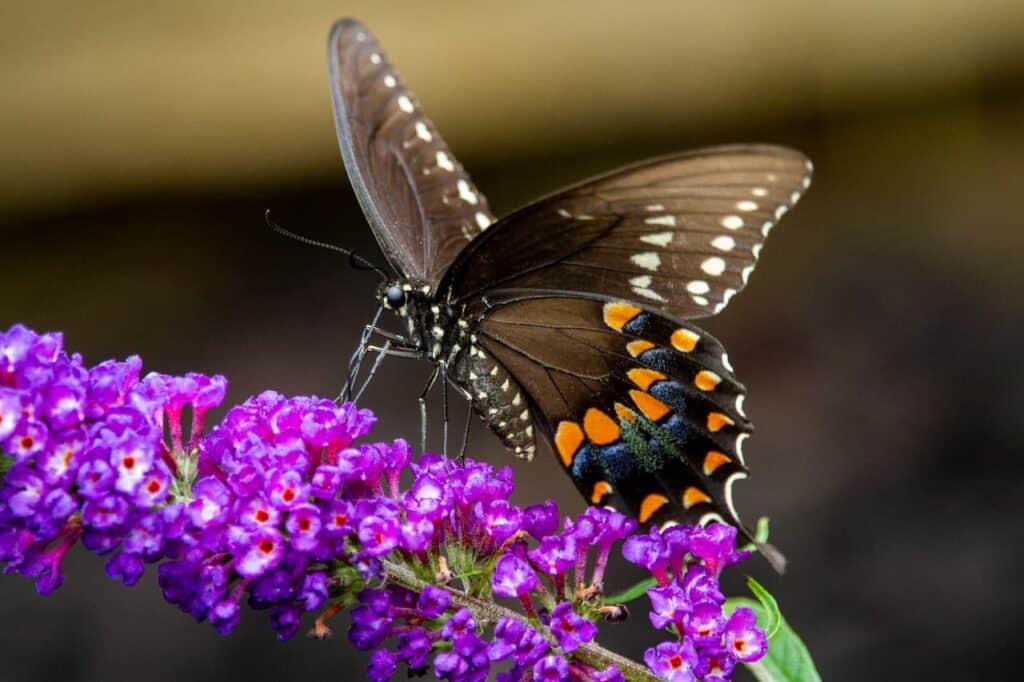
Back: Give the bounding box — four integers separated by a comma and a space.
340, 306, 383, 402
345, 340, 420, 404
340, 326, 416, 403
353, 340, 393, 403
441, 363, 449, 456
418, 366, 441, 453
458, 399, 473, 463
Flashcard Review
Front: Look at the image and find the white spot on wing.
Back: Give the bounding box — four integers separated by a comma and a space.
761, 221, 774, 236
724, 471, 748, 522
774, 205, 788, 220
631, 252, 661, 271
644, 215, 676, 227
557, 208, 572, 218
721, 351, 734, 372
701, 257, 726, 277
686, 280, 710, 295
735, 433, 748, 463
752, 187, 768, 197
629, 275, 652, 288
711, 235, 735, 251
735, 394, 746, 417
415, 121, 432, 142
721, 215, 744, 230
715, 288, 737, 313
741, 265, 755, 285
645, 203, 665, 211
435, 151, 455, 171
457, 179, 478, 205
633, 287, 667, 302
475, 212, 492, 230
397, 95, 414, 113
639, 232, 673, 247
383, 75, 397, 88
691, 294, 709, 306
751, 243, 763, 259
737, 200, 758, 212
370, 52, 381, 64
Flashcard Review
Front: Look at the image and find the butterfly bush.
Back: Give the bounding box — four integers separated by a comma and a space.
0, 323, 767, 682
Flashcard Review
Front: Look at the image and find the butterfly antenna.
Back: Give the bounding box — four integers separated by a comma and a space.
265, 210, 388, 280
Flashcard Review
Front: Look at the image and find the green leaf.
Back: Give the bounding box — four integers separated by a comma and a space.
744, 577, 781, 638
604, 576, 657, 604
754, 516, 772, 544
723, 597, 822, 682
741, 516, 772, 552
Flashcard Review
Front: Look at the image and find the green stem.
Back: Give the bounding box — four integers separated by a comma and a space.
381, 559, 658, 682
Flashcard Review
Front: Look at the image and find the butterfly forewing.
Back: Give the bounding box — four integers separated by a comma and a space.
327, 19, 496, 285
442, 145, 812, 320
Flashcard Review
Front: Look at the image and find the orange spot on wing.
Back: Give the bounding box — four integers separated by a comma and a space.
555, 421, 584, 467
707, 412, 734, 432
627, 368, 667, 390
583, 408, 620, 445
613, 402, 637, 424
638, 493, 669, 523
702, 451, 731, 475
694, 370, 722, 391
629, 390, 672, 422
670, 328, 700, 352
603, 302, 643, 332
626, 339, 655, 357
590, 481, 613, 504
683, 487, 712, 509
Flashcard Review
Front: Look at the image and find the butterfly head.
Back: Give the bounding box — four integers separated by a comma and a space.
379, 280, 426, 315
382, 283, 407, 310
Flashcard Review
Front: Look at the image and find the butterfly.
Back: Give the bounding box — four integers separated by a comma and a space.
326, 18, 811, 546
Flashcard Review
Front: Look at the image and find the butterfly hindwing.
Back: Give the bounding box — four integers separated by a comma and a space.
441, 145, 811, 320
475, 296, 752, 528
327, 18, 496, 286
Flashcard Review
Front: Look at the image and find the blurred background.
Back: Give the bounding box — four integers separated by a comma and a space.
2, 1, 1023, 680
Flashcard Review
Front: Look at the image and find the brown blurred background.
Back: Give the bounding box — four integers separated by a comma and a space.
2, 1, 1024, 680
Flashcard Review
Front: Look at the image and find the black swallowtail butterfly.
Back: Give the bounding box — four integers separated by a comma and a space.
327, 18, 811, 544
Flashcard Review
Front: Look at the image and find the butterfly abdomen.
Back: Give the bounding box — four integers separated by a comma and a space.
451, 342, 536, 460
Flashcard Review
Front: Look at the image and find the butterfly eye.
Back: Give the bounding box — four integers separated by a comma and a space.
384, 285, 406, 309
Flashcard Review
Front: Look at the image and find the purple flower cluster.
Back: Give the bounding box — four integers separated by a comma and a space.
156, 390, 377, 638
1, 323, 773, 681
0, 323, 224, 594
624, 524, 768, 681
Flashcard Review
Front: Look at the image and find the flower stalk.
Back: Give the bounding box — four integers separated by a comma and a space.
380, 558, 658, 682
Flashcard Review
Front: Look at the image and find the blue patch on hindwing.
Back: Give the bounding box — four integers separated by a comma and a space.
621, 312, 652, 337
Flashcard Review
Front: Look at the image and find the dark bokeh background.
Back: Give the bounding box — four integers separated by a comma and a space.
3, 2, 1024, 680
